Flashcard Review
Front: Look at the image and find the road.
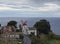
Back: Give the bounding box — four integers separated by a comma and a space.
23, 35, 31, 44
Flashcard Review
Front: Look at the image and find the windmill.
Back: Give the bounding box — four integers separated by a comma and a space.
21, 20, 27, 26
21, 20, 29, 35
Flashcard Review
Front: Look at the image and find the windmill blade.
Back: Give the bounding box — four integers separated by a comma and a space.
21, 20, 27, 26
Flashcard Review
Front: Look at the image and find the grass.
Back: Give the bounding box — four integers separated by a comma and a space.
30, 33, 60, 44
47, 39, 60, 44
0, 39, 60, 44
0, 40, 19, 44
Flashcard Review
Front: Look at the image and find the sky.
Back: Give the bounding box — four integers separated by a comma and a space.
0, 0, 60, 17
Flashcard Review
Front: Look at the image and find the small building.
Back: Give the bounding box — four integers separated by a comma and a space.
27, 27, 37, 36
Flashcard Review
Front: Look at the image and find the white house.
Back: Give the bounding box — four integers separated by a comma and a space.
27, 27, 37, 36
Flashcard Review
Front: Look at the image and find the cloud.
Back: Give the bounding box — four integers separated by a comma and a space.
0, 0, 60, 12
38, 3, 60, 11
16, 3, 60, 12
0, 0, 60, 17
20, 3, 60, 12
0, 3, 60, 12
28, 0, 60, 7
0, 6, 19, 11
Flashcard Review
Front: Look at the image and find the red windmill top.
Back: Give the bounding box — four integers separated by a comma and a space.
21, 20, 27, 26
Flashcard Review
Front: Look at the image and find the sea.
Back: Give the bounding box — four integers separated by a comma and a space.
0, 17, 60, 35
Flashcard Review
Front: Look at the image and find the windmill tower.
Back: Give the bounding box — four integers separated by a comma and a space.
21, 20, 29, 35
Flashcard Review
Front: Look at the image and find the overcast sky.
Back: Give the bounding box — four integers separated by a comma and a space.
0, 0, 60, 17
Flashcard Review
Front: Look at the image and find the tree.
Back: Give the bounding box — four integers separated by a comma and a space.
34, 19, 51, 35
7, 20, 17, 28
0, 24, 1, 27
0, 24, 1, 37
19, 24, 22, 31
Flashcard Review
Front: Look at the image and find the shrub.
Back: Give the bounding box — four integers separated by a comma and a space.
39, 33, 48, 44
31, 33, 48, 44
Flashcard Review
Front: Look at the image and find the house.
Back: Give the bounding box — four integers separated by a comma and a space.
27, 27, 37, 36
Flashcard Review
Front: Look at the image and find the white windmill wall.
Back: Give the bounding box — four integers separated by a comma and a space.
22, 25, 29, 35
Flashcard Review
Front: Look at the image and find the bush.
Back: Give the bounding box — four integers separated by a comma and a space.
48, 32, 60, 40
31, 33, 60, 44
48, 32, 55, 39
31, 36, 41, 44
19, 34, 24, 39
31, 33, 48, 44
39, 33, 48, 44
